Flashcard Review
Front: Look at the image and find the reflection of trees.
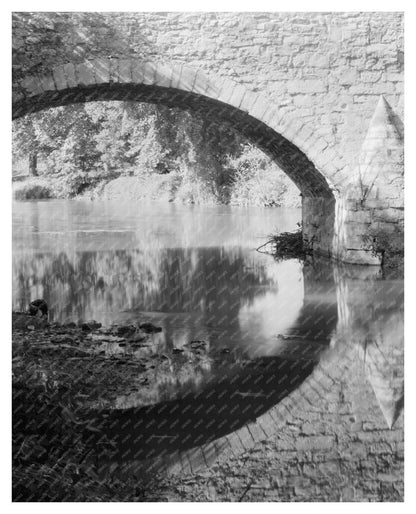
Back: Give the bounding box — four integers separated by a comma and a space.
12, 247, 275, 329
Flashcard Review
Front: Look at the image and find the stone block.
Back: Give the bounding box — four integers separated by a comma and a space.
163, 451, 183, 474
336, 69, 359, 85
248, 95, 270, 119
361, 71, 382, 83
169, 64, 183, 90
191, 69, 212, 96
318, 460, 341, 476
378, 473, 401, 483
179, 451, 193, 474
349, 210, 372, 224
262, 108, 284, 130
256, 416, 276, 438
200, 442, 218, 467
177, 66, 198, 92
369, 221, 397, 234
238, 89, 258, 114
63, 63, 78, 88
117, 59, 133, 83
226, 433, 245, 455
153, 62, 173, 88
227, 84, 247, 109
235, 426, 255, 450
76, 62, 96, 87
340, 486, 356, 501
309, 53, 330, 68
282, 119, 305, 142
287, 79, 327, 94
295, 435, 335, 452
372, 207, 403, 223
185, 447, 207, 472
20, 75, 44, 95
293, 94, 316, 107
386, 72, 403, 82
52, 66, 68, 90
91, 58, 111, 84
39, 74, 56, 92
142, 61, 157, 85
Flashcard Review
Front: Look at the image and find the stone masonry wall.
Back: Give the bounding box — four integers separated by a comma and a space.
12, 11, 404, 188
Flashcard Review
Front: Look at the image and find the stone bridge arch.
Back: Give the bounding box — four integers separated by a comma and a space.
13, 58, 339, 256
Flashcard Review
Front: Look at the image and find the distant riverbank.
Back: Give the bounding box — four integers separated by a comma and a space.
12, 171, 301, 208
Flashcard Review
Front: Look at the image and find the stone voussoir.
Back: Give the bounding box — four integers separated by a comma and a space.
75, 61, 96, 87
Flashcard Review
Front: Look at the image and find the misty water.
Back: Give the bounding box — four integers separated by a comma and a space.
12, 199, 404, 434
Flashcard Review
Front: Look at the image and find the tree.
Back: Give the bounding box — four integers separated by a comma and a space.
13, 113, 40, 176
13, 99, 297, 206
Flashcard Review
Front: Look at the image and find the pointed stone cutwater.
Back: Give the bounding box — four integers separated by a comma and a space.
355, 95, 404, 200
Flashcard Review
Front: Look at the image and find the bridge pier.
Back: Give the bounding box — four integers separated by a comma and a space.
303, 95, 403, 266
303, 192, 403, 266
302, 196, 336, 259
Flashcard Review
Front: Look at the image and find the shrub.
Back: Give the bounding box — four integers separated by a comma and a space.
13, 179, 53, 200
227, 146, 301, 207
363, 225, 404, 268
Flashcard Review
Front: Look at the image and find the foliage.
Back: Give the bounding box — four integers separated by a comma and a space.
13, 179, 53, 200
12, 102, 301, 206
227, 146, 301, 207
362, 224, 404, 268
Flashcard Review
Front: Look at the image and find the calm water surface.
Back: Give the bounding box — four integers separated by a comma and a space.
13, 200, 404, 459
13, 200, 307, 357
12, 199, 404, 430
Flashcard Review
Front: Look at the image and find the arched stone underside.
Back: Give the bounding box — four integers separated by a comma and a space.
13, 60, 337, 200
13, 86, 330, 199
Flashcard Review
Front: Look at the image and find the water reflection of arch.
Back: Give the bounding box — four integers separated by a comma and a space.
15, 251, 403, 479
83, 258, 403, 479
79, 257, 340, 477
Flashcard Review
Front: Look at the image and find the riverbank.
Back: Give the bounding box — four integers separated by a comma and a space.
12, 173, 301, 207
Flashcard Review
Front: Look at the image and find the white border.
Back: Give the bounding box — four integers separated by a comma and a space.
2, 2, 414, 513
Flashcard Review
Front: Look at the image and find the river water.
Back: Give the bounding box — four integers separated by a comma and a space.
12, 199, 404, 437
13, 200, 307, 357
